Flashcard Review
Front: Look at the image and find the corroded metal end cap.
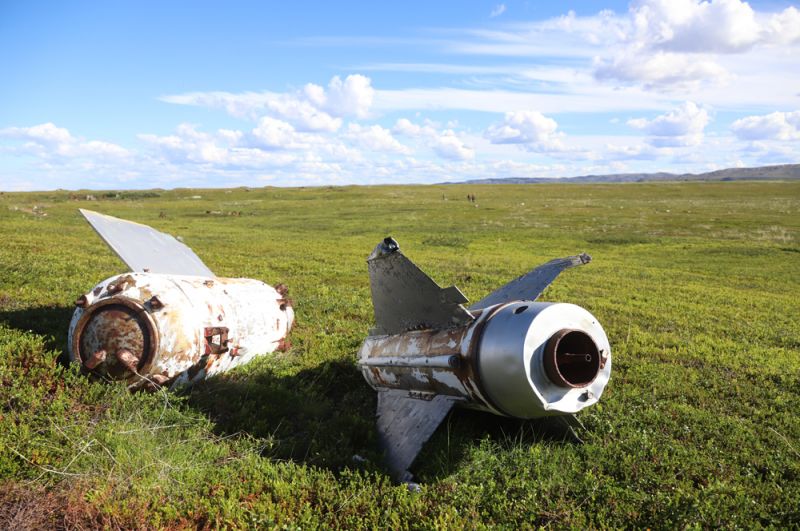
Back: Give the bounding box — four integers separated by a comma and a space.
72, 297, 158, 380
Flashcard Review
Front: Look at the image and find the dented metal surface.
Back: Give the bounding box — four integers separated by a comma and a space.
68, 210, 294, 390
357, 238, 611, 482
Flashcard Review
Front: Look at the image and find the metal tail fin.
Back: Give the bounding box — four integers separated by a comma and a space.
376, 390, 458, 482
469, 253, 591, 311
79, 209, 215, 277
367, 237, 473, 336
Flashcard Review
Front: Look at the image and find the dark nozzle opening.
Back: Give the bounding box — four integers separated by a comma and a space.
543, 329, 601, 388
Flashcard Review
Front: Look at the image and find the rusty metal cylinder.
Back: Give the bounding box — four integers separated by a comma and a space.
68, 272, 293, 389
358, 301, 611, 418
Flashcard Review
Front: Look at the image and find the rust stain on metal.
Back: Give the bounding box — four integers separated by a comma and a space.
204, 326, 230, 355
147, 295, 164, 310
116, 349, 140, 373
84, 349, 106, 370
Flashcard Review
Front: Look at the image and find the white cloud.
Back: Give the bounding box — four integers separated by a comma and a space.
485, 110, 564, 151
392, 118, 475, 160
264, 99, 341, 132
140, 124, 242, 164
0, 122, 129, 159
346, 123, 410, 154
730, 110, 800, 141
627, 101, 709, 146
592, 0, 800, 90
393, 118, 436, 137
593, 51, 729, 90
307, 74, 375, 118
764, 7, 800, 45
629, 0, 762, 54
490, 4, 506, 18
249, 117, 306, 150
432, 130, 474, 160
161, 74, 374, 130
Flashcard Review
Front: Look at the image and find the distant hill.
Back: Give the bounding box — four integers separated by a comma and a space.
443, 163, 800, 185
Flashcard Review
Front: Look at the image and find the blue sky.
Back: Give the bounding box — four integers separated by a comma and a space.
1, 0, 799, 190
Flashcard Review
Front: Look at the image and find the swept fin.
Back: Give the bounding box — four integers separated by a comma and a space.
376, 390, 458, 482
469, 253, 591, 311
367, 237, 473, 336
79, 209, 215, 277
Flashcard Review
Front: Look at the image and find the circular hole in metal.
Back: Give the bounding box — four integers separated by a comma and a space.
513, 305, 528, 314
543, 329, 600, 388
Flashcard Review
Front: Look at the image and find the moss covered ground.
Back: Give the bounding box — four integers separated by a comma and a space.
0, 181, 798, 528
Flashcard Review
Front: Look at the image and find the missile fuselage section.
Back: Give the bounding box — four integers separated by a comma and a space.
359, 301, 610, 419
358, 237, 611, 482
69, 272, 293, 390
68, 209, 293, 390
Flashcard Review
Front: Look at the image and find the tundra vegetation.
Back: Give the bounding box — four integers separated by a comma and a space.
0, 181, 798, 528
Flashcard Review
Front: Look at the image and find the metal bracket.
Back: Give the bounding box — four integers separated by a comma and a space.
204, 326, 229, 355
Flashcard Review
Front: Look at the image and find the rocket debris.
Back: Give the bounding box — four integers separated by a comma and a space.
358, 237, 611, 482
68, 209, 293, 391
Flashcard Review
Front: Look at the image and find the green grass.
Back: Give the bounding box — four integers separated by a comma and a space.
0, 181, 798, 528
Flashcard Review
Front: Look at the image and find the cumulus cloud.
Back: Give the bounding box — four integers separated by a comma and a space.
392, 118, 436, 137
0, 122, 129, 159
485, 110, 564, 151
593, 51, 729, 90
305, 74, 374, 118
730, 110, 800, 141
627, 101, 709, 146
592, 0, 800, 90
432, 130, 474, 160
391, 118, 475, 160
346, 123, 411, 154
161, 74, 375, 131
138, 120, 361, 169
249, 117, 308, 150
140, 124, 246, 165
629, 0, 762, 54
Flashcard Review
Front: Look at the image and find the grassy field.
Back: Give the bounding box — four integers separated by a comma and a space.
0, 181, 798, 528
